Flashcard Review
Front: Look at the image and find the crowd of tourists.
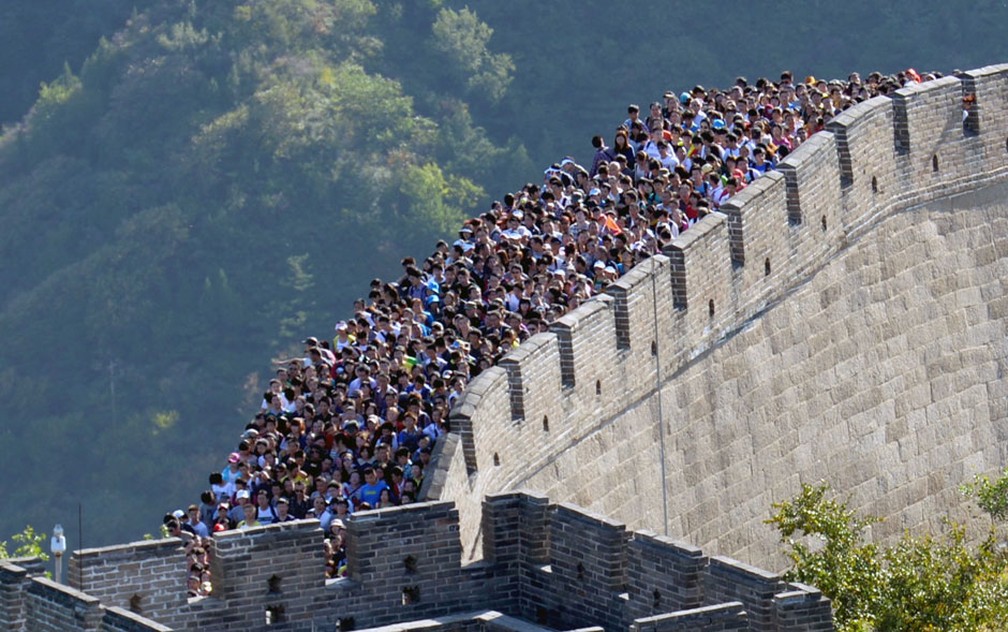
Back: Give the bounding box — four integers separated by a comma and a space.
166, 67, 941, 592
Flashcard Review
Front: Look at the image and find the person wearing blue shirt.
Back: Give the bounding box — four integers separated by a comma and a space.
357, 466, 389, 508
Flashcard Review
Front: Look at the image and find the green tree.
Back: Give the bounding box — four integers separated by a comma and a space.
769, 483, 1008, 631
0, 525, 49, 561
961, 467, 1008, 524
768, 483, 883, 627
398, 162, 482, 234
430, 7, 513, 104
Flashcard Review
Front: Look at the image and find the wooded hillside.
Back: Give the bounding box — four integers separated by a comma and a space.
1, 0, 1006, 545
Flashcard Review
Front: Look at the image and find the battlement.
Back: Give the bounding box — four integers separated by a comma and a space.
438, 63, 1008, 563
0, 493, 831, 631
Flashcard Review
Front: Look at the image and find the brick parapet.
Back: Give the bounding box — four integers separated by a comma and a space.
25, 575, 103, 630
631, 602, 749, 632
0, 560, 31, 630
69, 537, 188, 626
703, 556, 783, 629
772, 583, 834, 632
418, 431, 462, 501
625, 531, 706, 619
1, 495, 826, 631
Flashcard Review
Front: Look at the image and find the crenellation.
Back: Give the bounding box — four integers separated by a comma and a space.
605, 256, 671, 346
25, 576, 104, 630
344, 502, 469, 627
703, 557, 782, 630
0, 561, 31, 630
963, 64, 1008, 147
450, 365, 510, 475
0, 493, 840, 630
545, 504, 630, 630
892, 76, 974, 199
719, 170, 785, 262
497, 332, 564, 448
625, 531, 706, 619
776, 131, 844, 279
209, 518, 326, 628
720, 170, 791, 321
418, 432, 463, 501
826, 96, 898, 235
449, 66, 1008, 572
664, 212, 733, 362
69, 537, 188, 626
771, 584, 833, 632
548, 293, 619, 427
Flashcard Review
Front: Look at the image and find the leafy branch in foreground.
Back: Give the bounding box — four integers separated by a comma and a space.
961, 467, 1008, 524
768, 482, 1008, 631
0, 525, 49, 561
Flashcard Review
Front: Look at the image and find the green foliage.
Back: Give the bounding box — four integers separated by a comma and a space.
876, 525, 1008, 631
34, 64, 82, 118
0, 0, 512, 547
0, 0, 161, 124
769, 483, 1008, 631
399, 162, 482, 234
768, 483, 883, 627
430, 7, 513, 103
961, 467, 1008, 523
0, 525, 49, 561
224, 0, 377, 62
22, 64, 90, 157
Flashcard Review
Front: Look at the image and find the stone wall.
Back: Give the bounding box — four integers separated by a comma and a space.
0, 493, 834, 631
478, 492, 832, 632
631, 603, 749, 632
69, 537, 188, 626
437, 63, 1008, 569
0, 560, 171, 631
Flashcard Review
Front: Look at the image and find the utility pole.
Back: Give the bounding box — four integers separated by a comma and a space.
108, 359, 117, 425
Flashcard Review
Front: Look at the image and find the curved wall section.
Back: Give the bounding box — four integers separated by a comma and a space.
525, 190, 1008, 567
432, 63, 1008, 568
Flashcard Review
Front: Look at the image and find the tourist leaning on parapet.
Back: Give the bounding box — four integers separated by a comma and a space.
209, 471, 233, 505
212, 502, 233, 532
229, 489, 251, 524
237, 503, 260, 530
185, 504, 210, 538
254, 489, 279, 525
274, 497, 296, 522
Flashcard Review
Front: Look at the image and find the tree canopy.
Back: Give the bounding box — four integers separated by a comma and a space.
0, 0, 530, 545
0, 525, 48, 562
769, 480, 1008, 631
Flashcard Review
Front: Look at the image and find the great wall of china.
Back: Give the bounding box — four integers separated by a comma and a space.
429, 62, 1008, 566
3, 63, 1008, 631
